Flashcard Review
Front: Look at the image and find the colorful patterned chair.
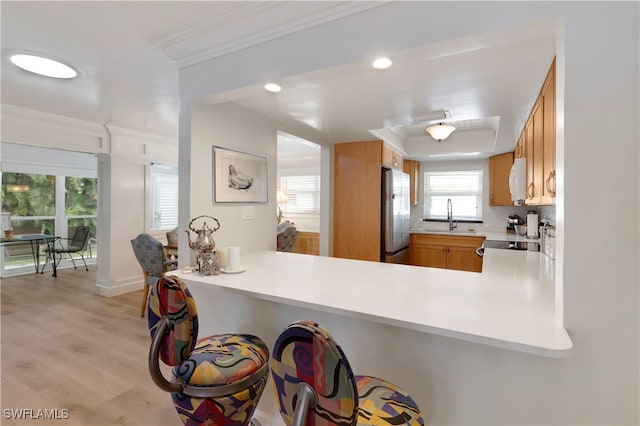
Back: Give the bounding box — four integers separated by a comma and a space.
147, 276, 270, 426
131, 233, 178, 317
271, 320, 424, 426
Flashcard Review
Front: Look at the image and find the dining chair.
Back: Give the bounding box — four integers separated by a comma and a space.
130, 233, 178, 317
147, 275, 269, 426
271, 320, 424, 426
43, 225, 91, 272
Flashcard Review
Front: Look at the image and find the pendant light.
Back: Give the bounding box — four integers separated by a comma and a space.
426, 123, 456, 142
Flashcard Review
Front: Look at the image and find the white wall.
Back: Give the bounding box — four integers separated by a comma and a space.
178, 2, 639, 424
185, 102, 278, 264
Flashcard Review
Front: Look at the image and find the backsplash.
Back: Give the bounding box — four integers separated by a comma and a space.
411, 204, 556, 232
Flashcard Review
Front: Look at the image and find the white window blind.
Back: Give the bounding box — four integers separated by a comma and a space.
280, 175, 320, 213
423, 170, 483, 220
150, 164, 178, 230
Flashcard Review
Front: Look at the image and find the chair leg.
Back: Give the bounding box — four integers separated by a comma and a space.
140, 271, 150, 317
140, 284, 150, 317
78, 252, 88, 271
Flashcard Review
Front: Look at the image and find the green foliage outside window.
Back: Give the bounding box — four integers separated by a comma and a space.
1, 173, 98, 237
1, 173, 56, 217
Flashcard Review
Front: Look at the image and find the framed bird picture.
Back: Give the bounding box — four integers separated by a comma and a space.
212, 146, 268, 203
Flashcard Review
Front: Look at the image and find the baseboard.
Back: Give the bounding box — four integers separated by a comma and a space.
95, 276, 141, 297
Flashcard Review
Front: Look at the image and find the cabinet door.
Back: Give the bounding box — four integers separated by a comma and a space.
382, 145, 402, 169
446, 246, 483, 272
515, 134, 525, 158
411, 244, 447, 268
525, 100, 543, 205
489, 152, 514, 206
334, 141, 382, 260
541, 60, 556, 205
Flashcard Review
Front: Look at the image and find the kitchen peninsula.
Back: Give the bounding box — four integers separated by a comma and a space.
171, 248, 571, 358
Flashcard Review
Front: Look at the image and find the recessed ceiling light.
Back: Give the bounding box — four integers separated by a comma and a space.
9, 54, 78, 79
264, 83, 282, 93
372, 57, 392, 70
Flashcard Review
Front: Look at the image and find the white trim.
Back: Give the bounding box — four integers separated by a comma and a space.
158, 2, 388, 68
1, 105, 109, 153
95, 276, 142, 297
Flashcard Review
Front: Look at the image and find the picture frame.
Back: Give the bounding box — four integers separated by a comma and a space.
213, 146, 268, 203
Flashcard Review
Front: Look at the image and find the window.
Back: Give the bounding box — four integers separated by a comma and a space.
279, 175, 320, 213
423, 170, 483, 221
1, 172, 97, 275
150, 163, 178, 230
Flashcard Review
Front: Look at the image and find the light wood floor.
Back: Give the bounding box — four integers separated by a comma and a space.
1, 267, 179, 425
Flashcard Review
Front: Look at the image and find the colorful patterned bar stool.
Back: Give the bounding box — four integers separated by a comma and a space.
147, 276, 269, 426
271, 320, 424, 426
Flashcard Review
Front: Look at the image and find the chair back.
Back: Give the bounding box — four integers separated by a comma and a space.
166, 227, 178, 248
131, 233, 169, 277
277, 223, 298, 252
70, 226, 90, 250
147, 276, 199, 367
271, 320, 358, 426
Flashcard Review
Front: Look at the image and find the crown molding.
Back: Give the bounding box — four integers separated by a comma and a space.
154, 2, 389, 69
2, 105, 108, 137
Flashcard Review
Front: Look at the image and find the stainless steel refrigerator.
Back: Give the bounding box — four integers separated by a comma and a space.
381, 167, 410, 264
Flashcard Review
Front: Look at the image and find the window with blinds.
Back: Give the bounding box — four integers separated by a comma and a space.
423, 170, 483, 221
280, 175, 320, 213
150, 163, 178, 230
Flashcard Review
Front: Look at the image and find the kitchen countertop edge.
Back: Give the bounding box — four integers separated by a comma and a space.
172, 250, 571, 359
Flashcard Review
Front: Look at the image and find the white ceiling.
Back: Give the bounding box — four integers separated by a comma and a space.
1, 1, 557, 161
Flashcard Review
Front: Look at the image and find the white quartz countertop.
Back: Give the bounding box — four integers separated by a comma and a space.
172, 250, 571, 358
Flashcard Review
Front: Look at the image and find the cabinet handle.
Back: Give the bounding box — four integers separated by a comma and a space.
527, 182, 535, 198
545, 170, 556, 197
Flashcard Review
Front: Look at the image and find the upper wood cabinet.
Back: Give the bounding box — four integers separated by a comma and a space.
518, 58, 556, 206
382, 145, 404, 169
489, 152, 514, 206
403, 159, 420, 206
541, 60, 556, 204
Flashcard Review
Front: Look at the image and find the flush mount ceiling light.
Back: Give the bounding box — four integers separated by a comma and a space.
10, 54, 78, 79
264, 83, 282, 93
426, 123, 456, 142
372, 57, 392, 70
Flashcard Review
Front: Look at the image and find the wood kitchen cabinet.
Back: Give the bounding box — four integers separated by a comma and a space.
489, 152, 514, 206
382, 145, 403, 169
334, 140, 384, 261
541, 59, 556, 204
519, 57, 556, 205
292, 231, 320, 256
410, 234, 485, 272
403, 159, 420, 206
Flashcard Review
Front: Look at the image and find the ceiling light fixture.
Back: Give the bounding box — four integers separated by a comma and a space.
9, 54, 78, 79
264, 83, 282, 93
372, 57, 392, 70
426, 123, 456, 142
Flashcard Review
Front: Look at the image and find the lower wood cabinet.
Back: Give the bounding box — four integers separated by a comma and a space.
410, 234, 485, 272
292, 231, 320, 256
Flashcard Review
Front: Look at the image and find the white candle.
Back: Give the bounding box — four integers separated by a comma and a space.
227, 246, 241, 271
216, 248, 228, 269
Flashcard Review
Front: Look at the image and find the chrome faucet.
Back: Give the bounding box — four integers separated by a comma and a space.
447, 198, 457, 230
